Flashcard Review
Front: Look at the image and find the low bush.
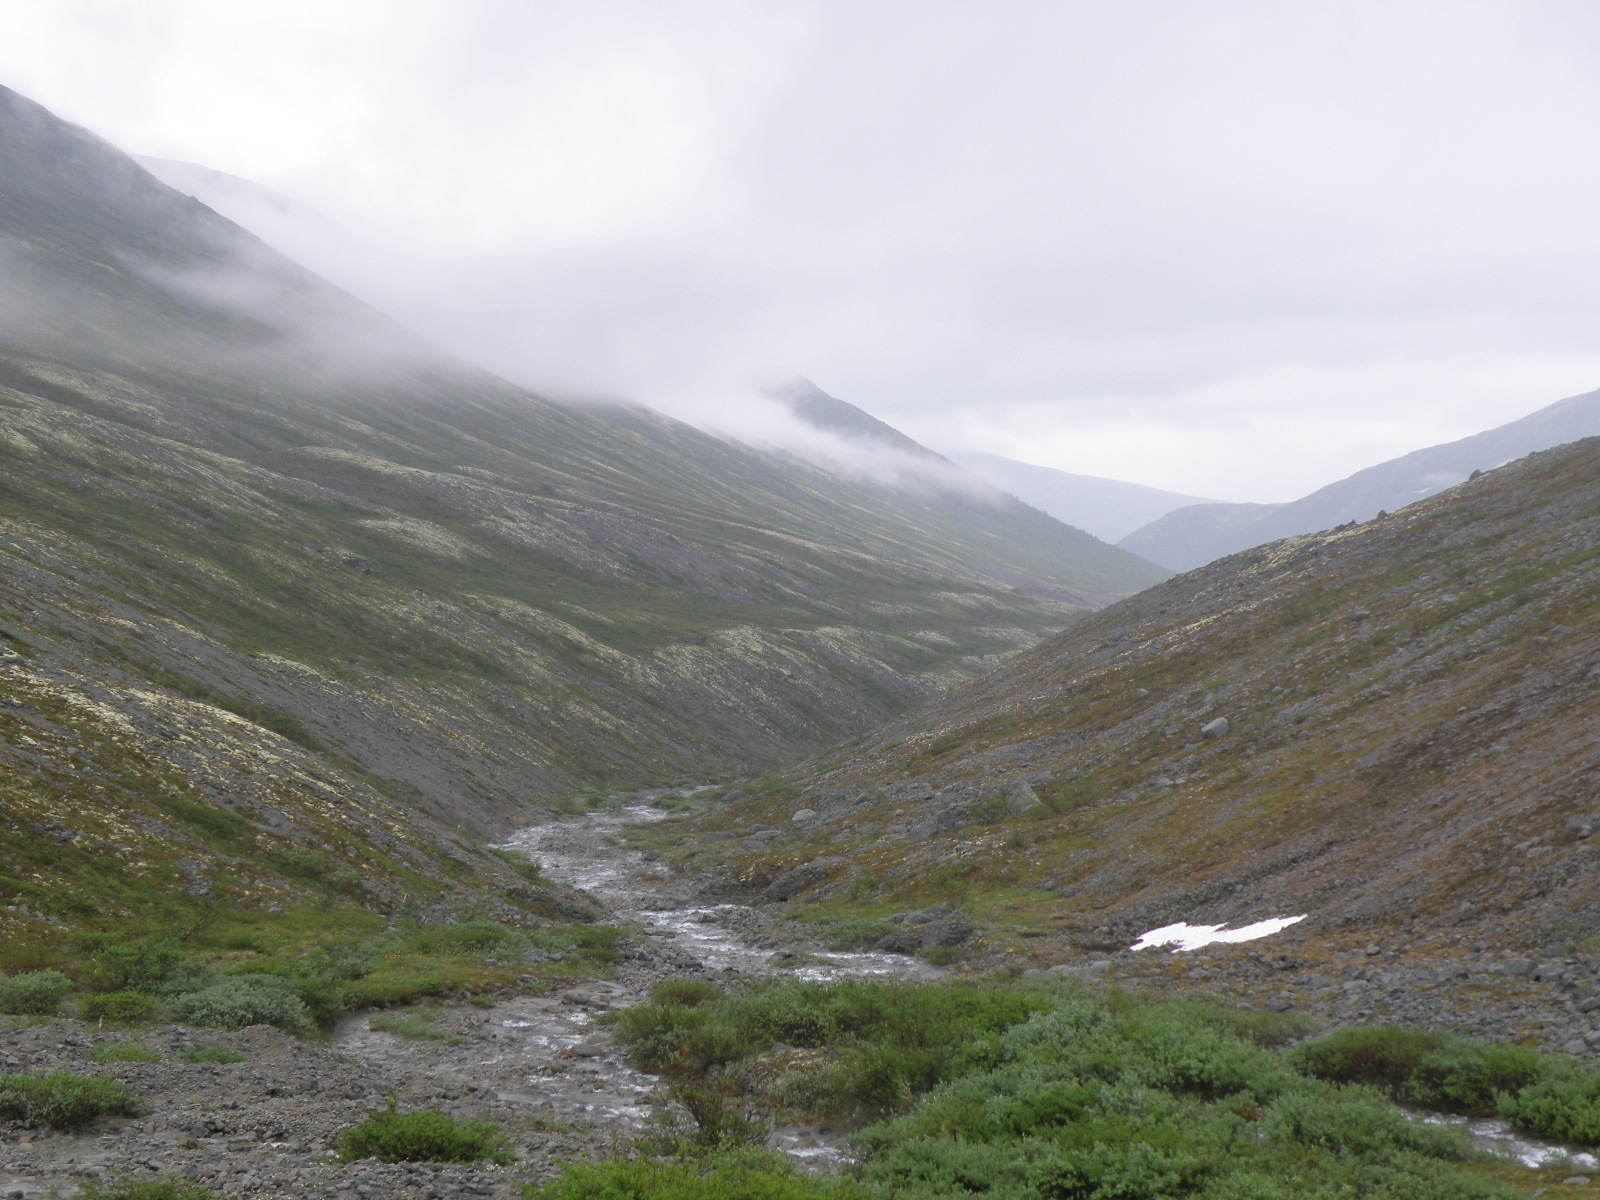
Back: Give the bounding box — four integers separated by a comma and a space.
167, 975, 312, 1036
181, 1046, 249, 1065
530, 1151, 867, 1200
337, 1100, 513, 1164
79, 992, 160, 1026
0, 1071, 148, 1127
491, 848, 543, 880
403, 921, 523, 957
369, 1009, 467, 1044
610, 979, 1536, 1199
0, 969, 74, 1015
1293, 1025, 1553, 1116
818, 919, 896, 952
1498, 1070, 1600, 1145
77, 938, 206, 995
651, 979, 724, 1008
1264, 1084, 1474, 1160
89, 1042, 162, 1064
614, 979, 1057, 1118
78, 1177, 215, 1200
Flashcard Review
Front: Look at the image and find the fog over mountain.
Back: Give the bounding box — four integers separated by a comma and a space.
949, 452, 1213, 544
12, 5, 1600, 502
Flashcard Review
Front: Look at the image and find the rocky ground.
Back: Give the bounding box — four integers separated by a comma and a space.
0, 800, 934, 1200
5, 799, 1598, 1200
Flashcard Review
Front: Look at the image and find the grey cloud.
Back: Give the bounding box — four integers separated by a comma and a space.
6, 2, 1600, 499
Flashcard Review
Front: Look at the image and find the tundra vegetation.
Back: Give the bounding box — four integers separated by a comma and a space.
534, 978, 1600, 1198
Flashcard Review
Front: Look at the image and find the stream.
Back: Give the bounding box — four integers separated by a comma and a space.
344, 797, 937, 1168
333, 796, 1599, 1177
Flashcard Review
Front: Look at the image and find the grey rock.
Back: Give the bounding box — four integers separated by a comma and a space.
1495, 959, 1537, 979
907, 807, 967, 841
921, 919, 975, 949
763, 856, 844, 902
1201, 717, 1230, 739
1005, 782, 1041, 816
873, 931, 922, 955
790, 809, 818, 823
1048, 960, 1111, 982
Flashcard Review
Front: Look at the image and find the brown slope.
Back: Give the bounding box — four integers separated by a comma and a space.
687, 438, 1600, 953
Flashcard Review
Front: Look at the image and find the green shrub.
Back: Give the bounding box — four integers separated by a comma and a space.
403, 921, 523, 957
651, 979, 724, 1008
166, 975, 312, 1035
1264, 1084, 1473, 1160
181, 1046, 249, 1065
369, 1009, 467, 1044
0, 969, 74, 1015
1498, 1070, 1600, 1145
530, 1151, 866, 1199
0, 1071, 147, 1127
818, 919, 896, 951
78, 1177, 215, 1200
79, 992, 160, 1026
1293, 1025, 1554, 1117
491, 848, 542, 880
89, 1042, 162, 1064
614, 979, 1057, 1117
1291, 1026, 1446, 1092
75, 938, 216, 998
337, 1100, 512, 1164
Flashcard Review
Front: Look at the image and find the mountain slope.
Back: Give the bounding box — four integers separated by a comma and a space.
670, 439, 1600, 960
0, 73, 1171, 913
1117, 500, 1288, 571
1119, 387, 1600, 569
773, 380, 1170, 602
950, 451, 1215, 543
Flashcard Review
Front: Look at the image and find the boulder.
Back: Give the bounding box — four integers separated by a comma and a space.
874, 931, 922, 955
1005, 782, 1042, 816
1493, 958, 1537, 979
791, 809, 818, 823
907, 807, 967, 841
1047, 960, 1111, 982
921, 918, 975, 949
763, 856, 844, 902
1201, 717, 1230, 739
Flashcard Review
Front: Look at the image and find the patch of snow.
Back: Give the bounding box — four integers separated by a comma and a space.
1130, 915, 1306, 952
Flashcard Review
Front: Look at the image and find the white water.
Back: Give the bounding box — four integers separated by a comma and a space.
486, 804, 1598, 1176
1130, 915, 1307, 952
483, 798, 938, 1167
1419, 1112, 1600, 1172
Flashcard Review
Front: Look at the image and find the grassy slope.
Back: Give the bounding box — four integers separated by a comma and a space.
659, 440, 1600, 958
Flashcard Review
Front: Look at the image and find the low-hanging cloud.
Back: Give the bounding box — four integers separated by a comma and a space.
6, 2, 1600, 501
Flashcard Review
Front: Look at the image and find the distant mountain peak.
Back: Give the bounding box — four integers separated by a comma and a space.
772, 377, 945, 461
1118, 386, 1600, 571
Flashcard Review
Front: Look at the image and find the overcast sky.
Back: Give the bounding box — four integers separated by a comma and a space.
5, 1, 1600, 502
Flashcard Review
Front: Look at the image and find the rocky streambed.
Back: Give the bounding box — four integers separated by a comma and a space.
0, 798, 937, 1200
5, 796, 1599, 1199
